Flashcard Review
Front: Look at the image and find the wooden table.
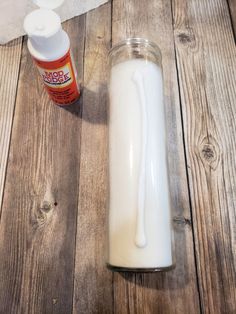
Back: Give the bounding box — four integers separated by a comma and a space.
0, 0, 235, 313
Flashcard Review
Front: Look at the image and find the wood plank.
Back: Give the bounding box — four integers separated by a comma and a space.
173, 0, 236, 312
112, 0, 201, 313
0, 16, 85, 313
228, 0, 236, 36
72, 3, 113, 313
0, 38, 22, 212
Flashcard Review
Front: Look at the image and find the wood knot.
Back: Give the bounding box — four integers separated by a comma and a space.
198, 137, 221, 170
173, 216, 192, 227
176, 29, 195, 45
202, 145, 215, 160
40, 202, 52, 213
34, 201, 54, 227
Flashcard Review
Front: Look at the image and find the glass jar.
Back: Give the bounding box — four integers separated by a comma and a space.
107, 38, 175, 272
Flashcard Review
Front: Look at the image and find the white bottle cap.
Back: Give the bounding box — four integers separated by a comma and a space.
24, 9, 61, 41
24, 0, 69, 61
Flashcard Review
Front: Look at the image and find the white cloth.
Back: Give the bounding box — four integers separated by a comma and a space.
0, 0, 108, 44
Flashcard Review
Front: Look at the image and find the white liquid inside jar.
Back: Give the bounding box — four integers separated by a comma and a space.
108, 55, 173, 270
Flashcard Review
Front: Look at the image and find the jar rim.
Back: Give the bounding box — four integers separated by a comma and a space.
108, 38, 161, 59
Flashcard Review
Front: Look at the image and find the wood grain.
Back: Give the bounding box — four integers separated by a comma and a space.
0, 16, 85, 314
173, 0, 236, 312
72, 3, 113, 314
112, 0, 201, 313
0, 38, 22, 212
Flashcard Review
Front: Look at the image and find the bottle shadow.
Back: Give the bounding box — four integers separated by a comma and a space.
60, 85, 108, 125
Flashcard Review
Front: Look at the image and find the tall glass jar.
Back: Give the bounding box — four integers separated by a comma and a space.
107, 38, 175, 272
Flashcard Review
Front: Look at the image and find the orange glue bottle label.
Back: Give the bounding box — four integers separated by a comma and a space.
34, 49, 80, 106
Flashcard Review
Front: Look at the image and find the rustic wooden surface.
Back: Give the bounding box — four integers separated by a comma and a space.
0, 0, 235, 313
173, 0, 236, 313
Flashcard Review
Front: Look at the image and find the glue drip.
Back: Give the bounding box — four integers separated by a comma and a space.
132, 70, 148, 248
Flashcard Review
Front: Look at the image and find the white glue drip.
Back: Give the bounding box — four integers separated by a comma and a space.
132, 70, 148, 248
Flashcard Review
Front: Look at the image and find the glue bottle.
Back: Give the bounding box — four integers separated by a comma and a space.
24, 0, 80, 106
